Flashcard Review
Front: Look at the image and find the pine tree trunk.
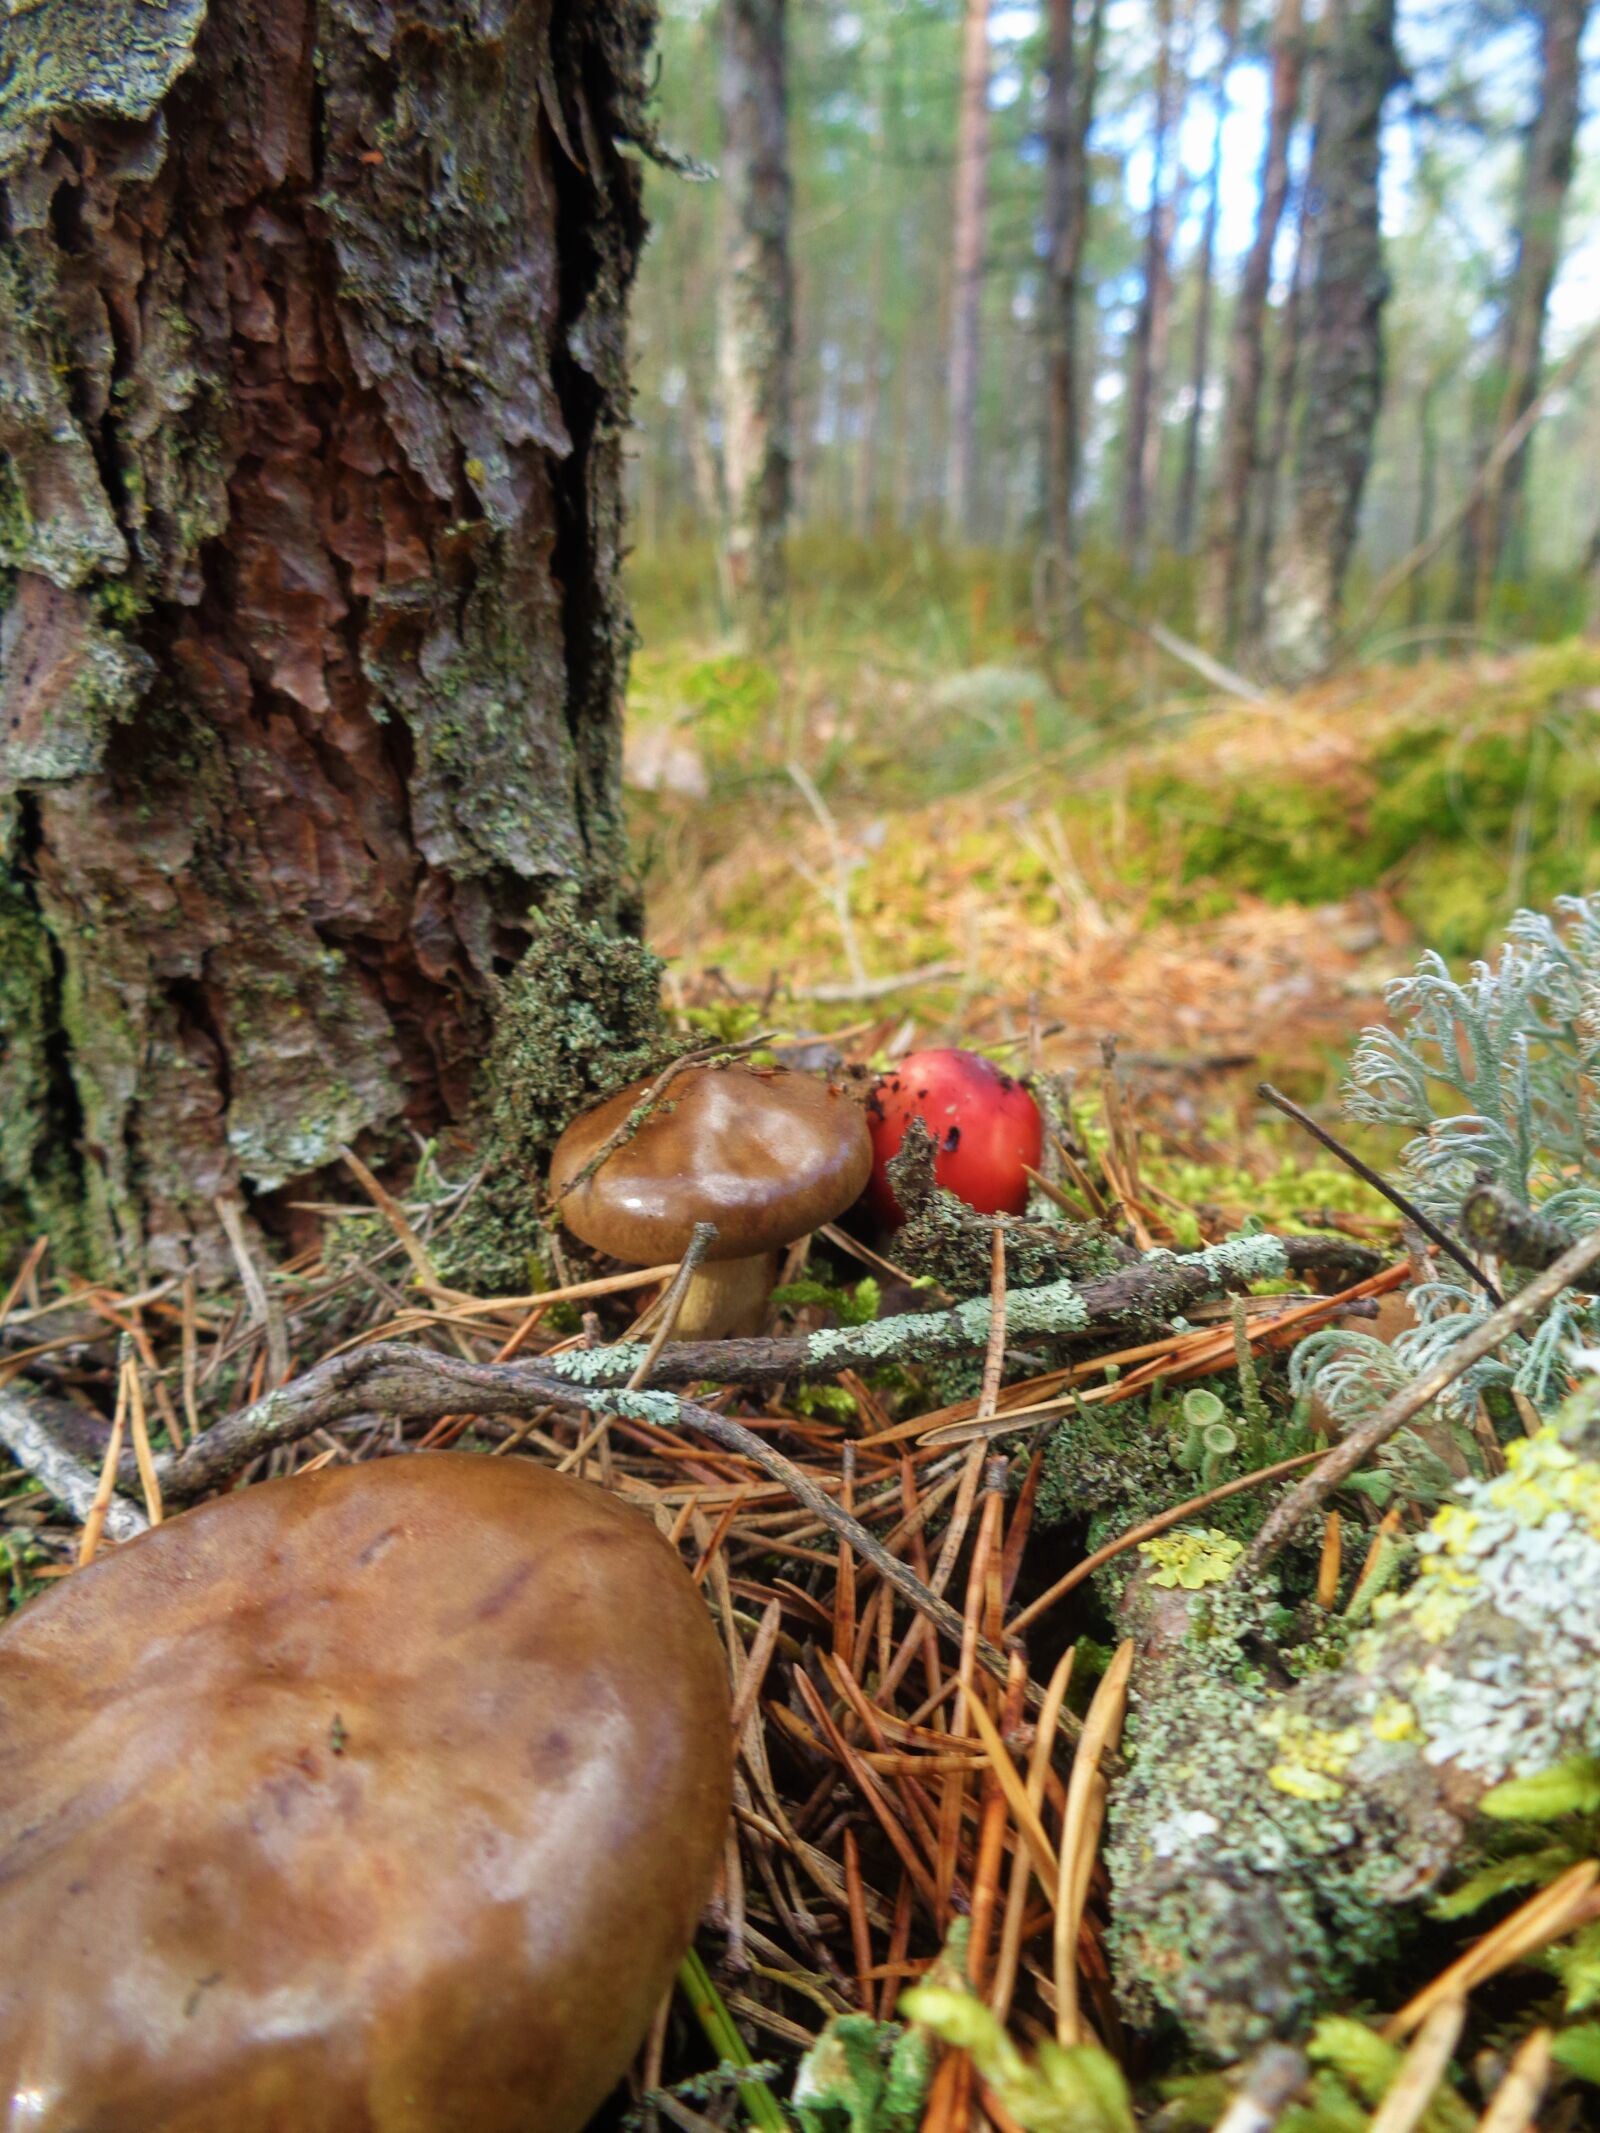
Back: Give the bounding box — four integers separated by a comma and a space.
1173, 0, 1240, 555
1121, 0, 1189, 565
1458, 0, 1591, 617
944, 0, 992, 543
0, 0, 650, 1279
1245, 124, 1318, 645
1263, 0, 1397, 678
1201, 0, 1303, 642
718, 0, 794, 635
1043, 0, 1107, 567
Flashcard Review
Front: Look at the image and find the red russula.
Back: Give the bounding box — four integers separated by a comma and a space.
863, 1047, 1044, 1226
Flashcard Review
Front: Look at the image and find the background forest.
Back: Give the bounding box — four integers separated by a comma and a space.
630, 0, 1599, 654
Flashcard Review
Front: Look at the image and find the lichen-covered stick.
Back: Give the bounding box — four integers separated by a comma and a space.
1247, 1219, 1600, 1568
527, 1232, 1380, 1390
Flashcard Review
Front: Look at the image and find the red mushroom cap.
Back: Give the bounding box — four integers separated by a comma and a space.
863, 1048, 1044, 1227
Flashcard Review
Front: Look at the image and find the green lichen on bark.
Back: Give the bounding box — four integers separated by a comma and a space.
434, 911, 681, 1293
1109, 1408, 1600, 2059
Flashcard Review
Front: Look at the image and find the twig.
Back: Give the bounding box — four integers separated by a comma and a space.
474, 1231, 1381, 1391
1257, 1082, 1501, 1303
1036, 543, 1268, 702
1368, 1997, 1465, 2133
339, 1144, 445, 1294
786, 759, 868, 991
0, 1383, 148, 1543
1247, 1219, 1600, 1567
213, 1195, 291, 1386
713, 961, 965, 1005
1460, 1180, 1576, 1273
1473, 2027, 1551, 2133
1206, 2046, 1309, 2133
79, 1351, 131, 1567
1055, 1639, 1132, 2044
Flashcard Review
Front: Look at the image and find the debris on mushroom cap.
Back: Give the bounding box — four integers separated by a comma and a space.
864, 1048, 1044, 1227
549, 1063, 872, 1266
0, 1455, 732, 2133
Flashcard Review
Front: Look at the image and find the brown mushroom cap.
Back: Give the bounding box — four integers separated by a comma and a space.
549, 1064, 872, 1265
0, 1455, 731, 2133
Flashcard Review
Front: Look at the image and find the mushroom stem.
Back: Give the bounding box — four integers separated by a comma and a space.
675, 1255, 780, 1340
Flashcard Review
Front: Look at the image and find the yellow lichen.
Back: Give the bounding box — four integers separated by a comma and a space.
1258, 1709, 1362, 1800
1370, 1696, 1420, 1743
1139, 1528, 1244, 1590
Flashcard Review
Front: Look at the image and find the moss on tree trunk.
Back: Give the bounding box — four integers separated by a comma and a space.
0, 0, 654, 1276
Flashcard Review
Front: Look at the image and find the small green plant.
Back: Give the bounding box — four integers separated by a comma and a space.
898, 1980, 1135, 2133
791, 2014, 933, 2133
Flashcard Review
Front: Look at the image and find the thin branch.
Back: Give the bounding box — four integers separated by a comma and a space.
1459, 1179, 1576, 1273
1247, 1219, 1600, 1566
0, 1382, 148, 1543
1257, 1081, 1501, 1303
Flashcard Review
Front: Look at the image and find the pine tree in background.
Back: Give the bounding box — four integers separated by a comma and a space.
1456, 0, 1593, 619
1264, 0, 1399, 676
945, 0, 994, 542
719, 0, 795, 638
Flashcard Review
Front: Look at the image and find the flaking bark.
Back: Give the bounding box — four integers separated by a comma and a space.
0, 0, 651, 1277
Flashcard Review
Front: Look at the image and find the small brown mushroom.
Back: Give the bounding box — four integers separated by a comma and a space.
549, 1064, 872, 1337
0, 1454, 731, 2133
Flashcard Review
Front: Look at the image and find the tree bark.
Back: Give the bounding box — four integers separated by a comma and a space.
1198, 0, 1303, 641
718, 0, 794, 635
1456, 0, 1591, 618
1263, 0, 1398, 678
1121, 0, 1191, 566
1043, 0, 1107, 568
0, 0, 650, 1279
1173, 0, 1241, 555
944, 0, 993, 543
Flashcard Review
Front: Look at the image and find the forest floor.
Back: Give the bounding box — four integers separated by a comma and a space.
6, 563, 1600, 2127
626, 544, 1600, 1175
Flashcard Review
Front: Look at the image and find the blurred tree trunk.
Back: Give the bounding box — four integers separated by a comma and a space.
1121, 0, 1191, 565
1456, 0, 1591, 618
719, 0, 794, 636
1263, 0, 1397, 678
944, 0, 993, 542
1245, 121, 1318, 644
0, 0, 650, 1279
1173, 0, 1241, 554
1198, 0, 1302, 640
1043, 0, 1107, 568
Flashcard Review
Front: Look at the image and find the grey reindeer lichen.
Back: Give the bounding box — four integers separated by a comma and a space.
1298, 893, 1600, 1425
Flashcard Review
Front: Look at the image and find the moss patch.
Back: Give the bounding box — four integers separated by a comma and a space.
434, 910, 682, 1293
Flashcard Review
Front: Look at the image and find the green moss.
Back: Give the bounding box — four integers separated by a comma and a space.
1130, 646, 1600, 957
0, 830, 92, 1271
434, 910, 682, 1292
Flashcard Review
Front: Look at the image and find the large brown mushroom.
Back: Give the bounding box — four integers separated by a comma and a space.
549, 1064, 872, 1337
0, 1454, 731, 2133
